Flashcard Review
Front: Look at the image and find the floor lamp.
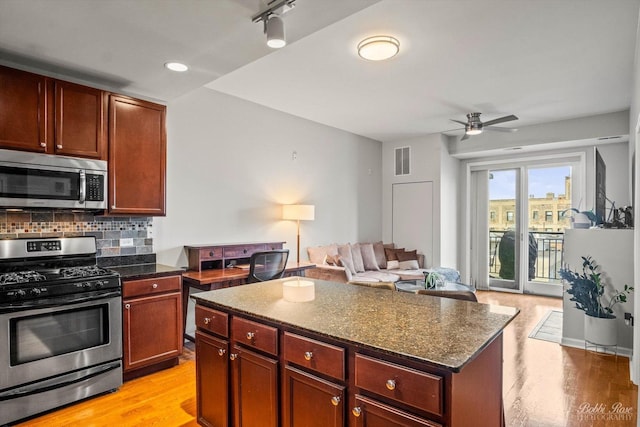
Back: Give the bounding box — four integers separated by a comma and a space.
282, 204, 315, 263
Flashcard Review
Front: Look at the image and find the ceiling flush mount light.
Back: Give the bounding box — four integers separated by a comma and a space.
252, 0, 296, 49
357, 35, 400, 61
164, 62, 188, 72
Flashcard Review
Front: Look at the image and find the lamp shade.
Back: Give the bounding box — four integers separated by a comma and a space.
282, 204, 315, 221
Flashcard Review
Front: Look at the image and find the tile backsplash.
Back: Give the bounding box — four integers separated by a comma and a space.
0, 210, 153, 258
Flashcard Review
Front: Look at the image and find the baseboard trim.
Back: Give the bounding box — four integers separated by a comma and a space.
561, 337, 632, 357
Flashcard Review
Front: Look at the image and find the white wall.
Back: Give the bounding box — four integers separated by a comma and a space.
382, 133, 459, 268
154, 88, 382, 267
631, 7, 640, 385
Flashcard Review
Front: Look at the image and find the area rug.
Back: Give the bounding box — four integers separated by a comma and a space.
528, 310, 563, 343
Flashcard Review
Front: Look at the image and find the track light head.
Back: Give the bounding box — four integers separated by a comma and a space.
266, 16, 286, 48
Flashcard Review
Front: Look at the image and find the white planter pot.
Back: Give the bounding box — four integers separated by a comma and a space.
584, 315, 617, 346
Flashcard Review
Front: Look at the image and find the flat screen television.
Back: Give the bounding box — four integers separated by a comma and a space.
595, 148, 606, 224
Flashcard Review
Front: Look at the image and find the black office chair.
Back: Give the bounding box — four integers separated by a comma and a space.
247, 250, 290, 283
416, 289, 478, 302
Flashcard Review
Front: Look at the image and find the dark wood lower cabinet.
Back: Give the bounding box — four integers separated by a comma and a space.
283, 366, 345, 427
196, 332, 229, 427
231, 345, 279, 427
353, 395, 441, 427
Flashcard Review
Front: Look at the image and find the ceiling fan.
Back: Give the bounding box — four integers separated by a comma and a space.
450, 112, 519, 140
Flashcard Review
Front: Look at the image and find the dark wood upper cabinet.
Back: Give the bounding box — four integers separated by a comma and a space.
0, 65, 106, 159
0, 65, 50, 152
108, 94, 166, 216
55, 80, 106, 159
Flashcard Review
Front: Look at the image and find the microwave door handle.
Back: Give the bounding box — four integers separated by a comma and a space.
79, 170, 86, 204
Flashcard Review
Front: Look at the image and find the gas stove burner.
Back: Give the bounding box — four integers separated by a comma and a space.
59, 265, 112, 278
0, 271, 47, 284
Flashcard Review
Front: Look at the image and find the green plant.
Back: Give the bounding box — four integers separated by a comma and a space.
559, 256, 633, 318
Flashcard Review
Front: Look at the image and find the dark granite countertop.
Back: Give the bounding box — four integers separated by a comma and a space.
192, 278, 519, 372
109, 263, 184, 280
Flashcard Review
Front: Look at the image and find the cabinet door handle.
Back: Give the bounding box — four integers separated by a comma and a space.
246, 332, 255, 340
152, 283, 158, 289
230, 353, 238, 360
352, 407, 362, 417
218, 348, 226, 357
203, 317, 211, 325
385, 379, 396, 390
40, 142, 46, 148
125, 304, 130, 309
56, 144, 63, 149
304, 351, 313, 361
330, 396, 340, 406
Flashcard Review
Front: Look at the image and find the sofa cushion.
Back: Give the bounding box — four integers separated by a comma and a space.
398, 260, 420, 270
386, 260, 400, 269
351, 243, 365, 273
360, 243, 380, 271
372, 242, 387, 269
337, 244, 357, 275
307, 244, 338, 265
384, 247, 405, 261
356, 271, 400, 282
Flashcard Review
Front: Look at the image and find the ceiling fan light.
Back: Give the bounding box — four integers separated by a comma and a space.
466, 128, 483, 136
266, 16, 286, 48
164, 62, 189, 72
357, 36, 400, 61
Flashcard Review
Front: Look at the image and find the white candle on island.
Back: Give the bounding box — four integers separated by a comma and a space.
282, 279, 315, 302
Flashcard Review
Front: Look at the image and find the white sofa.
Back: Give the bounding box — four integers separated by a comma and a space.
305, 242, 430, 284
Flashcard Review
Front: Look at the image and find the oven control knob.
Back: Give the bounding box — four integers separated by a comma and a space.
30, 288, 42, 296
14, 289, 27, 299
95, 281, 104, 289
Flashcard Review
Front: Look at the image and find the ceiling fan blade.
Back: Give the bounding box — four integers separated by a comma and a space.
482, 114, 518, 126
450, 119, 468, 126
485, 126, 518, 133
460, 133, 470, 141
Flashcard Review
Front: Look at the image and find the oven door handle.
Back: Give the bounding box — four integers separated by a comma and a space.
0, 360, 121, 401
1, 290, 121, 313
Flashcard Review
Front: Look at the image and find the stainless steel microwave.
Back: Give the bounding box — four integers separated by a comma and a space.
0, 149, 107, 210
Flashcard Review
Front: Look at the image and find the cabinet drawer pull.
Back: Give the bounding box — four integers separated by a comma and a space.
125, 303, 130, 309
152, 283, 158, 289
203, 317, 211, 325
230, 353, 238, 360
330, 396, 340, 406
218, 348, 226, 357
352, 407, 362, 417
385, 379, 396, 390
246, 332, 255, 340
40, 142, 46, 148
56, 144, 63, 149
304, 351, 313, 361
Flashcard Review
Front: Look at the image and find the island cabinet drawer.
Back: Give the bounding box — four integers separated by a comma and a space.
123, 275, 181, 298
223, 244, 265, 259
354, 354, 443, 417
353, 394, 442, 427
195, 305, 229, 337
231, 316, 278, 356
283, 332, 345, 381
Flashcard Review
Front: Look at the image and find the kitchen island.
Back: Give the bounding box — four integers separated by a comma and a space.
193, 278, 519, 427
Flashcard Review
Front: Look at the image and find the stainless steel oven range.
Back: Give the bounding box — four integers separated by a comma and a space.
0, 236, 122, 426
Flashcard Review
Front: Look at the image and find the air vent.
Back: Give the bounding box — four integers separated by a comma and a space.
395, 146, 410, 176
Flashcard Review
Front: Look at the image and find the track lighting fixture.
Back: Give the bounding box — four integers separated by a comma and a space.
252, 0, 296, 49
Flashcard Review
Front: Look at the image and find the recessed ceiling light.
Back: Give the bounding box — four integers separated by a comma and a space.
357, 36, 400, 61
165, 62, 189, 72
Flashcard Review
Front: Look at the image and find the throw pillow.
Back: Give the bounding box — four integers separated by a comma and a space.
386, 260, 400, 270
398, 260, 420, 270
396, 249, 418, 261
337, 244, 357, 275
384, 247, 405, 261
372, 241, 387, 269
308, 245, 329, 265
325, 254, 340, 266
351, 243, 365, 273
360, 243, 380, 271
338, 255, 356, 277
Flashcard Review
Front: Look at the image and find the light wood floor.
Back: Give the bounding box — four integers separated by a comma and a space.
17, 291, 638, 426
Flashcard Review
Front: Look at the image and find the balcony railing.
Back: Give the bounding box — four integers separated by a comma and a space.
489, 230, 564, 283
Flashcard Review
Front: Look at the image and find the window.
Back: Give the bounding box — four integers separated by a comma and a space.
545, 211, 553, 221
557, 211, 564, 221
532, 211, 539, 220
506, 211, 514, 222
490, 211, 496, 221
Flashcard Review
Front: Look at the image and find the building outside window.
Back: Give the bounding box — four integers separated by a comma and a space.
490, 211, 496, 221
532, 210, 539, 220
507, 211, 514, 222
545, 211, 553, 221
